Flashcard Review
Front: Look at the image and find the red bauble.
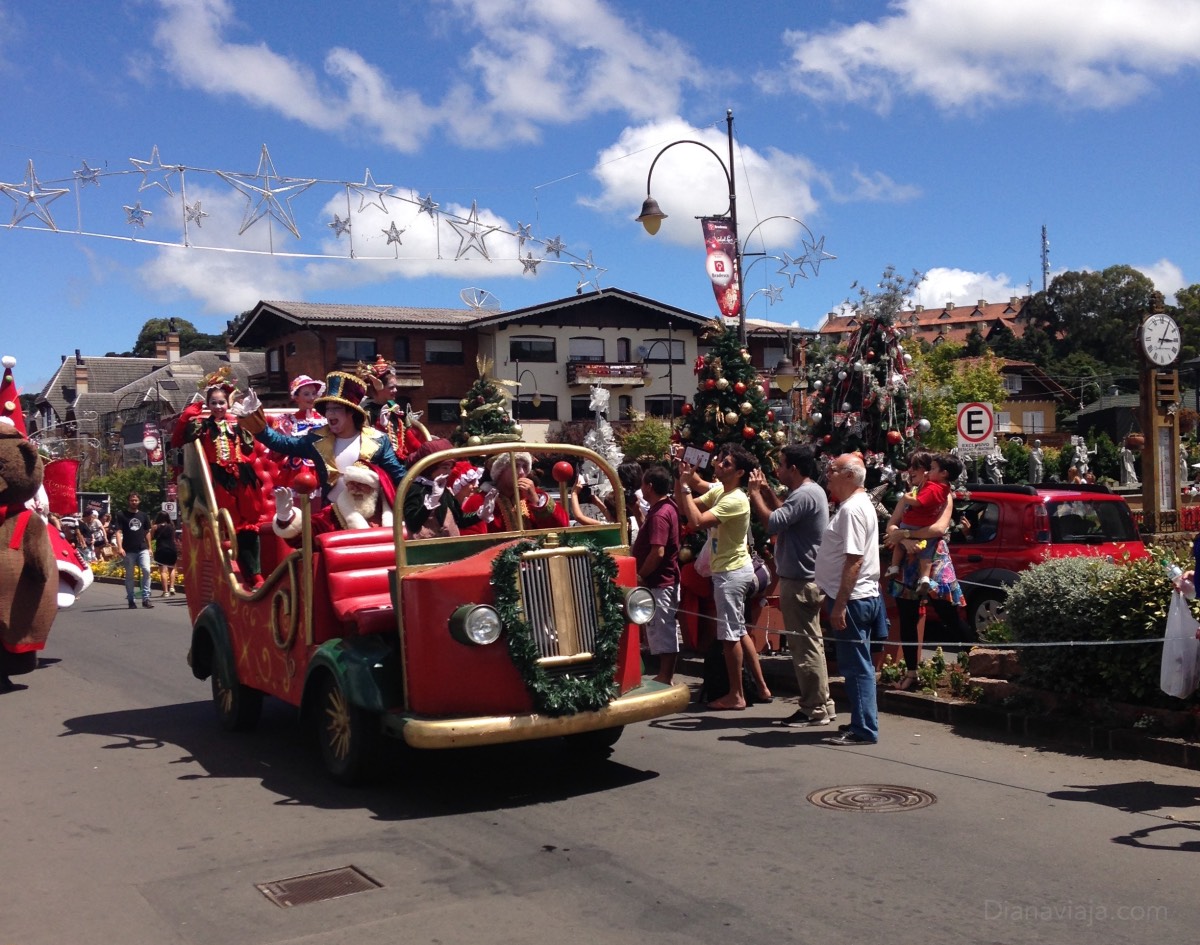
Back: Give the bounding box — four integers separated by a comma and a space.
704, 379, 716, 390
734, 381, 747, 395
681, 402, 692, 415
552, 461, 575, 484
766, 410, 774, 422
703, 440, 715, 451
886, 429, 902, 445
742, 427, 756, 439
293, 470, 319, 494
822, 435, 832, 444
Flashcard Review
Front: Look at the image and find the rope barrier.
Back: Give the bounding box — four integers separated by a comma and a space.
669, 601, 1169, 648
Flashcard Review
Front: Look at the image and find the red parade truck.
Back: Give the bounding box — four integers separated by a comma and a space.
178, 432, 688, 783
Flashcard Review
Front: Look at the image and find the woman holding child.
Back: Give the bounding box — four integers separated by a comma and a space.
883, 450, 971, 690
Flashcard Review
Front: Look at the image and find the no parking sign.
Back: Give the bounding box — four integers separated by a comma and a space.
956, 402, 994, 456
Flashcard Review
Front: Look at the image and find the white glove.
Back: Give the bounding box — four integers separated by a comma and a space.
230, 388, 262, 417
273, 486, 295, 523
478, 488, 499, 523
423, 474, 448, 510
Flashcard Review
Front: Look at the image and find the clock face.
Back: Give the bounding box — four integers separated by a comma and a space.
1142, 314, 1181, 366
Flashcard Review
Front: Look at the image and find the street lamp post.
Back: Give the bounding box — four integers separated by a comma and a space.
514, 367, 541, 421
637, 109, 744, 344
636, 320, 677, 417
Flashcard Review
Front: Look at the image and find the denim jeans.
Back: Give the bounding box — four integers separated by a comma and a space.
124, 549, 152, 602
828, 595, 881, 742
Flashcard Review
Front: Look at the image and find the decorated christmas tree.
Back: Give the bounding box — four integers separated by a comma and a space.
805, 267, 927, 466
452, 356, 522, 445
675, 321, 784, 475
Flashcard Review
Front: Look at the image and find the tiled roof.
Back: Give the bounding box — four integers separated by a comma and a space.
820, 297, 1031, 344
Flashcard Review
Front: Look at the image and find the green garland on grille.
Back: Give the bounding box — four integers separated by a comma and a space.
491, 538, 625, 716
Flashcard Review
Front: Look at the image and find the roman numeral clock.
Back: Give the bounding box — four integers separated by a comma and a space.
1138, 303, 1182, 536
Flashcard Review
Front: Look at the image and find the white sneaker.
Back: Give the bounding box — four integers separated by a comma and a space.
885, 565, 899, 578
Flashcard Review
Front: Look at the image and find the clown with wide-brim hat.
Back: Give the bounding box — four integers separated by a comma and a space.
234, 369, 407, 513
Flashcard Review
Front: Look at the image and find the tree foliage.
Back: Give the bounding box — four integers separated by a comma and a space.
906, 342, 1007, 450
118, 318, 228, 358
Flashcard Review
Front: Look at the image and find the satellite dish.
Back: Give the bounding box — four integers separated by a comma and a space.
460, 287, 501, 312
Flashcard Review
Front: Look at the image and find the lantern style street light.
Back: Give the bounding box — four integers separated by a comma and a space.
636, 109, 743, 344
514, 368, 541, 421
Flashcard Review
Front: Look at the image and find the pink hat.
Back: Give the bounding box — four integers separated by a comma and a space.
289, 374, 326, 398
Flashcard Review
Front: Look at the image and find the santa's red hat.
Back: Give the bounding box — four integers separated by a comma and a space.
448, 461, 482, 495
0, 355, 28, 436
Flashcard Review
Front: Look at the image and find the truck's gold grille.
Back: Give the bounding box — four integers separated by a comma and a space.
517, 548, 600, 663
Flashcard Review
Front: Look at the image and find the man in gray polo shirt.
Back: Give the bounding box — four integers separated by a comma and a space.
749, 444, 834, 725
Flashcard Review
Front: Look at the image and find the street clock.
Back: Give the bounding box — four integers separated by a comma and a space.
1140, 312, 1181, 366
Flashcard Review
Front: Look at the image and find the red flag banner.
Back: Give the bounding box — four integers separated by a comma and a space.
42, 458, 79, 516
700, 216, 741, 319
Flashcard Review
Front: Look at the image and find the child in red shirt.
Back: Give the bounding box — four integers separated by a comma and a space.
886, 454, 954, 594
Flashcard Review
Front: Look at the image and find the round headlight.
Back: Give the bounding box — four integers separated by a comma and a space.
623, 587, 656, 625
449, 604, 502, 646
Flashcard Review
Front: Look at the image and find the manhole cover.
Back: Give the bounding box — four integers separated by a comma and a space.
256, 865, 381, 908
807, 784, 937, 813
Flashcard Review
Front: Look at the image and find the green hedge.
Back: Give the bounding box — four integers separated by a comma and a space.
1005, 552, 1198, 707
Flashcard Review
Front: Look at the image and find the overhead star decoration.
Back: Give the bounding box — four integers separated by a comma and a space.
776, 251, 809, 288
516, 222, 533, 250
521, 252, 541, 275
383, 221, 405, 245
802, 233, 836, 277
184, 201, 208, 227
217, 145, 314, 239
764, 283, 785, 305
124, 202, 152, 227
74, 161, 101, 187
447, 200, 500, 261
130, 145, 179, 196
417, 193, 439, 217
544, 235, 566, 258
0, 160, 69, 230
328, 214, 351, 237
352, 168, 391, 215
571, 250, 607, 291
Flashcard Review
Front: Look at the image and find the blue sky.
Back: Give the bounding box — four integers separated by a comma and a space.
3, 0, 1199, 390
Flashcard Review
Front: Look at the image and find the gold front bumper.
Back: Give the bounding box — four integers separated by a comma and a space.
389, 680, 690, 749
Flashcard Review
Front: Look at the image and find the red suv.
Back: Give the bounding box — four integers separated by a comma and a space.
947, 483, 1149, 634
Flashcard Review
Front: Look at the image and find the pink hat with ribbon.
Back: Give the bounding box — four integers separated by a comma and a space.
289, 374, 326, 399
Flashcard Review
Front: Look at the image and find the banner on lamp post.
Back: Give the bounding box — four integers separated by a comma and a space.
700, 216, 741, 319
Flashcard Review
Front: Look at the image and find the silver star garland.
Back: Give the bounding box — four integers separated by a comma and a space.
352, 168, 392, 214
0, 160, 69, 230
124, 202, 152, 227
74, 161, 101, 187
185, 201, 208, 227
383, 221, 405, 245
521, 252, 541, 275
328, 214, 352, 237
417, 193, 439, 217
802, 233, 836, 277
776, 251, 809, 288
447, 200, 500, 261
130, 145, 179, 196
544, 235, 566, 258
217, 145, 314, 239
516, 221, 533, 250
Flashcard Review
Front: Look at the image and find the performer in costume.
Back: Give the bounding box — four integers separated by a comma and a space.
271, 375, 327, 491
236, 371, 406, 522
449, 461, 488, 535
358, 355, 425, 460
171, 367, 265, 588
483, 451, 568, 533
402, 439, 493, 539
271, 462, 393, 542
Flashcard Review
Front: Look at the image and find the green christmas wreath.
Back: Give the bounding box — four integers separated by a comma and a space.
491, 538, 625, 716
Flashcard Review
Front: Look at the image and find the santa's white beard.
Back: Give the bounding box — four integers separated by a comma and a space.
337, 488, 377, 529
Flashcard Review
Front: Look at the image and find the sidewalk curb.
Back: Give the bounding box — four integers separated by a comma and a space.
676, 651, 1200, 772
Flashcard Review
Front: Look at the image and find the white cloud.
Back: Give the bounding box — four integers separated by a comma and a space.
1135, 258, 1187, 298
770, 0, 1200, 112
149, 0, 707, 151
914, 267, 1029, 308
586, 118, 822, 249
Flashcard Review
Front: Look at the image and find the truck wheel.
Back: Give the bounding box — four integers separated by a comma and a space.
313, 673, 378, 785
211, 668, 263, 732
565, 725, 624, 756
969, 591, 1007, 638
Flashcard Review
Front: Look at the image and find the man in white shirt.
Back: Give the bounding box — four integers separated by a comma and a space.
813, 453, 881, 745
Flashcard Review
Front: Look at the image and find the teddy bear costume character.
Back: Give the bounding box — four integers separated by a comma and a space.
0, 356, 60, 690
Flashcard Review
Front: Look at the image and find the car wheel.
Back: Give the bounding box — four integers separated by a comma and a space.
969, 591, 1007, 638
211, 666, 263, 732
313, 673, 378, 785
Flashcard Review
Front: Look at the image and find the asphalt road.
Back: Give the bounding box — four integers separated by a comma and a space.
4, 582, 1199, 945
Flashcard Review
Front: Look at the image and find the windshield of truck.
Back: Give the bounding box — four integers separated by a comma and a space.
1047, 499, 1139, 544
